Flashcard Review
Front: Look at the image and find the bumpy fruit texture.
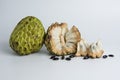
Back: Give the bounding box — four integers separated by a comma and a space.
45, 22, 81, 56
9, 16, 45, 55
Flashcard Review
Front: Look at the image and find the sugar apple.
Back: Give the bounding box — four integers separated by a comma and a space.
9, 16, 45, 55
45, 22, 81, 56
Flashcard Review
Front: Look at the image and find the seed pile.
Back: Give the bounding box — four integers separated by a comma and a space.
50, 54, 114, 61
50, 54, 75, 61
102, 54, 114, 59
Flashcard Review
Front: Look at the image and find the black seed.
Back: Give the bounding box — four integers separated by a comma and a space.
108, 54, 114, 57
50, 56, 56, 59
83, 56, 89, 59
103, 55, 107, 59
53, 57, 59, 60
69, 54, 75, 58
61, 56, 65, 60
66, 57, 71, 61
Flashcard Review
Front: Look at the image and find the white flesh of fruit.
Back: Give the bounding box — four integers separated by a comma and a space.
47, 23, 80, 55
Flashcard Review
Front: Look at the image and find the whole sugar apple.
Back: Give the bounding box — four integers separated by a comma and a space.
45, 22, 81, 56
9, 16, 45, 55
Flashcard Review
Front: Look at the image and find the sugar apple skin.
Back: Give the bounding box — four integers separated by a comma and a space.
9, 16, 45, 55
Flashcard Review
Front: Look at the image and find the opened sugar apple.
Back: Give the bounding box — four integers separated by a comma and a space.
9, 16, 45, 55
45, 22, 81, 56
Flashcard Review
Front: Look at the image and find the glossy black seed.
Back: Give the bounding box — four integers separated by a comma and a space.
61, 56, 65, 60
53, 57, 59, 60
66, 57, 71, 61
50, 56, 56, 59
103, 55, 108, 59
69, 54, 75, 58
83, 56, 89, 59
108, 54, 114, 57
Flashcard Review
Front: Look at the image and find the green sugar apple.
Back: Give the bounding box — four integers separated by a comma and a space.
9, 16, 45, 55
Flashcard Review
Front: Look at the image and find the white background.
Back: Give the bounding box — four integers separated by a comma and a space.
0, 0, 120, 80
